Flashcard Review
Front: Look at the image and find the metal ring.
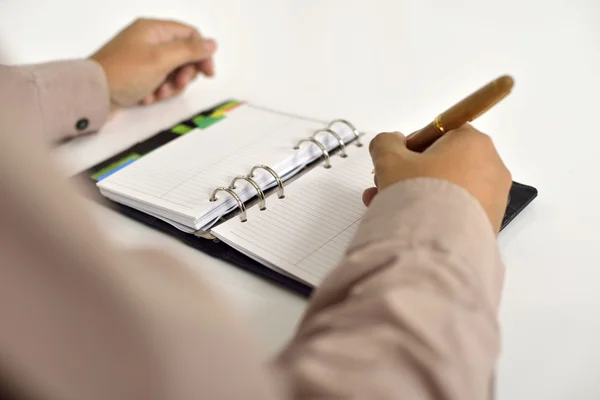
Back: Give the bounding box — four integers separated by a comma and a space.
328, 119, 363, 147
312, 129, 347, 158
209, 187, 247, 222
249, 165, 285, 199
229, 176, 266, 210
294, 138, 332, 169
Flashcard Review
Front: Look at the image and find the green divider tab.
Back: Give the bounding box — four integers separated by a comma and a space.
192, 115, 225, 129
171, 124, 194, 135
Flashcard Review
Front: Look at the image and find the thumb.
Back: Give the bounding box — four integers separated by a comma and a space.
369, 131, 412, 190
157, 37, 216, 72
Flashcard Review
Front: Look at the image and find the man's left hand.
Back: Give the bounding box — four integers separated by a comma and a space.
90, 18, 217, 112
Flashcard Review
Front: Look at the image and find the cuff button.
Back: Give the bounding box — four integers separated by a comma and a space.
76, 118, 89, 131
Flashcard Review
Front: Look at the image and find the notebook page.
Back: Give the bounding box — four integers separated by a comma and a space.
211, 137, 374, 287
97, 104, 356, 229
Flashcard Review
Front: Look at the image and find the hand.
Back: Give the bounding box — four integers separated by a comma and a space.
363, 125, 512, 233
90, 18, 217, 111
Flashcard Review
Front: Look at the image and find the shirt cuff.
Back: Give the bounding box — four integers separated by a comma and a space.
21, 59, 110, 142
348, 177, 504, 308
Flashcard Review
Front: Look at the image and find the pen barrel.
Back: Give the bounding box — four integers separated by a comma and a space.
438, 75, 514, 130
405, 75, 514, 153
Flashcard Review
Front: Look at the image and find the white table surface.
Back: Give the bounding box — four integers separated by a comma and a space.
2, 1, 599, 398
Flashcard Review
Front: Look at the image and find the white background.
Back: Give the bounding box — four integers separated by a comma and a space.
1, 1, 599, 398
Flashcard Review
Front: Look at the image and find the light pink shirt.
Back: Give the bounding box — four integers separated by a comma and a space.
0, 60, 503, 400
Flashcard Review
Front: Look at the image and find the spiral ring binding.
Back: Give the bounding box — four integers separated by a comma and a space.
328, 119, 363, 147
312, 129, 348, 158
206, 118, 364, 223
209, 187, 247, 222
249, 165, 285, 199
229, 175, 267, 210
294, 138, 332, 168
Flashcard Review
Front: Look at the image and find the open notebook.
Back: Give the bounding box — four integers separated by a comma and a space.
97, 101, 364, 233
88, 100, 538, 292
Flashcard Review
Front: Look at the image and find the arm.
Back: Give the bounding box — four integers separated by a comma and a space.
274, 179, 503, 399
6, 18, 218, 144
274, 129, 511, 399
0, 74, 507, 400
6, 60, 110, 143
0, 62, 278, 400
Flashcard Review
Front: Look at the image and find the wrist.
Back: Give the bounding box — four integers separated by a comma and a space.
88, 57, 117, 116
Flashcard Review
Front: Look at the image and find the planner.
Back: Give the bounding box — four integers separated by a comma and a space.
82, 99, 538, 294
96, 101, 362, 232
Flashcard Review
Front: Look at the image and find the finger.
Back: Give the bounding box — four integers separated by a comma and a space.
156, 82, 176, 100
368, 131, 408, 160
155, 82, 186, 101
202, 38, 217, 52
197, 57, 215, 77
174, 65, 198, 89
141, 94, 155, 105
157, 36, 217, 73
362, 187, 378, 207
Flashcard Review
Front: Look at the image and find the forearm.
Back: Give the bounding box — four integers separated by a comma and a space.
275, 178, 505, 399
3, 59, 110, 143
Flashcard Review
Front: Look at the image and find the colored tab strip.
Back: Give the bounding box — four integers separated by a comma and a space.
214, 100, 243, 114
91, 153, 140, 181
192, 115, 225, 129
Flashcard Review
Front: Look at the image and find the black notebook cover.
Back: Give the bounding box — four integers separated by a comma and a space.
78, 100, 538, 298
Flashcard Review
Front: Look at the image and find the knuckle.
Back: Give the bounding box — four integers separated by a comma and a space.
480, 130, 493, 141
369, 131, 403, 152
181, 40, 199, 58
372, 131, 395, 141
479, 132, 494, 147
187, 38, 201, 51
369, 132, 388, 154
451, 124, 485, 142
468, 129, 494, 149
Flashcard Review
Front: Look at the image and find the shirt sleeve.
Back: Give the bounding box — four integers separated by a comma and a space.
12, 59, 110, 142
273, 178, 505, 399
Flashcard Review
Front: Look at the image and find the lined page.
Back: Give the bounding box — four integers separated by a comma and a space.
97, 103, 360, 229
97, 104, 327, 225
211, 137, 374, 287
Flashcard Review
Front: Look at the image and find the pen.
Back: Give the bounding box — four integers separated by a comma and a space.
372, 75, 514, 172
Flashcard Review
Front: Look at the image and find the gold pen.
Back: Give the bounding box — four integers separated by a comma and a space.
373, 75, 514, 172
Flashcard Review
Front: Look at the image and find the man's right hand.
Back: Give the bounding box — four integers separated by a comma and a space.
364, 125, 512, 234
